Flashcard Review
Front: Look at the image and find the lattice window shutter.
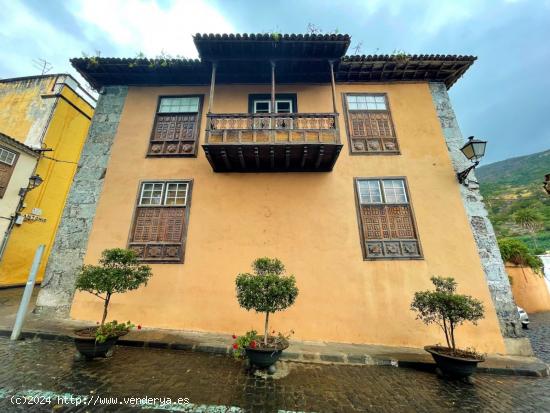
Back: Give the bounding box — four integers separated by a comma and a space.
0, 162, 14, 198
361, 205, 415, 240
150, 113, 198, 156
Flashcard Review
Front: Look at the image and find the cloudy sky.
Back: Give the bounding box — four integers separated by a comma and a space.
1, 0, 548, 164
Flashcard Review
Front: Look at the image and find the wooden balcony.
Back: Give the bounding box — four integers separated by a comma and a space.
203, 113, 342, 172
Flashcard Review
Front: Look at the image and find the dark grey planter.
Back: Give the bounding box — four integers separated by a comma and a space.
425, 345, 484, 379
245, 347, 283, 368
73, 328, 126, 359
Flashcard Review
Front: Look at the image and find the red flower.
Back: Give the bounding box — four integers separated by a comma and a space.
232, 334, 237, 339
250, 340, 257, 349
137, 325, 142, 330
232, 343, 238, 350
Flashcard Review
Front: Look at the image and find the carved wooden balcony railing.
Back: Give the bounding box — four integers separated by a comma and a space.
203, 113, 342, 172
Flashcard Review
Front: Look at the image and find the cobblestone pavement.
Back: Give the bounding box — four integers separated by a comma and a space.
525, 311, 550, 364
0, 337, 549, 413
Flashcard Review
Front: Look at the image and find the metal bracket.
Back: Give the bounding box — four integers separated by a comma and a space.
457, 161, 479, 184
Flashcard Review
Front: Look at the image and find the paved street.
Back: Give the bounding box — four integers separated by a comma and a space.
0, 313, 549, 413
525, 311, 550, 364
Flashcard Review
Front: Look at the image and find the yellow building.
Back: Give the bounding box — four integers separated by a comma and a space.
0, 74, 95, 286
37, 34, 529, 354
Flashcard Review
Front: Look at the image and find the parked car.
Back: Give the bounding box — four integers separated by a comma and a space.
517, 306, 529, 329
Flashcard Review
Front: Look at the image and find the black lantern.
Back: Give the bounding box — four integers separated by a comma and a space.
18, 174, 44, 197
28, 174, 43, 190
457, 136, 487, 184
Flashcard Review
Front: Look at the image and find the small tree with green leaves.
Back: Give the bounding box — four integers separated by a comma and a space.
76, 248, 152, 326
514, 208, 543, 249
235, 258, 298, 347
410, 276, 484, 353
498, 238, 543, 275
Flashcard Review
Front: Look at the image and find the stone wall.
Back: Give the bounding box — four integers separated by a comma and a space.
35, 86, 128, 316
429, 83, 532, 354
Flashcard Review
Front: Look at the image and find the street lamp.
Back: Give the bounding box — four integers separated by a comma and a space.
18, 174, 44, 197
457, 136, 487, 184
28, 174, 43, 190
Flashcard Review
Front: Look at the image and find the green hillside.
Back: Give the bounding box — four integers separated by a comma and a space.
476, 149, 550, 253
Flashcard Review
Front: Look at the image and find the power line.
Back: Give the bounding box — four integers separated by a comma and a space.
41, 155, 78, 165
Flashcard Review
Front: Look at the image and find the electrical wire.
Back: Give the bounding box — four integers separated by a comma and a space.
41, 155, 78, 165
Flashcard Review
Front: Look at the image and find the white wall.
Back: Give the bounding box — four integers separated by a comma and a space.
0, 149, 37, 239
540, 255, 550, 295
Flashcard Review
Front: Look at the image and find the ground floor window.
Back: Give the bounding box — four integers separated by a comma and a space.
128, 180, 192, 263
0, 146, 18, 198
355, 177, 422, 260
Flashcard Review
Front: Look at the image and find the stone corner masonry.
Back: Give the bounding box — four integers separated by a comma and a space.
35, 86, 128, 317
429, 82, 529, 352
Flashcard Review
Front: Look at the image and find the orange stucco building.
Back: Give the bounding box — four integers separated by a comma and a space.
506, 264, 550, 313
36, 34, 528, 355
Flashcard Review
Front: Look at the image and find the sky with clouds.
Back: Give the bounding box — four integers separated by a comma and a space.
1, 0, 548, 164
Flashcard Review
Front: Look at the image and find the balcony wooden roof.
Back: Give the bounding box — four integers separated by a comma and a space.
71, 33, 476, 90
194, 33, 351, 61
338, 55, 476, 89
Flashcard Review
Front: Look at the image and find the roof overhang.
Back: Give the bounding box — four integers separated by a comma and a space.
338, 55, 476, 89
70, 33, 476, 90
193, 33, 351, 61
0, 132, 40, 157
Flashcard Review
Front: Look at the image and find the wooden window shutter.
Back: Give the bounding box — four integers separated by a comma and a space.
128, 181, 191, 263
356, 178, 422, 260
345, 94, 399, 154
361, 205, 416, 241
148, 96, 203, 157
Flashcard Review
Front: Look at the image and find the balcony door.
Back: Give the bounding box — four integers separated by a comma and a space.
252, 99, 293, 114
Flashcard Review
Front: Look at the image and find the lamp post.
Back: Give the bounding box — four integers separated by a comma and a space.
18, 174, 43, 197
0, 174, 45, 262
457, 136, 487, 184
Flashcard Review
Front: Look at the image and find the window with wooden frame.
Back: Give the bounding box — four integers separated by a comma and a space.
355, 178, 422, 260
344, 94, 399, 154
252, 99, 293, 114
128, 180, 192, 263
148, 96, 203, 157
0, 147, 19, 198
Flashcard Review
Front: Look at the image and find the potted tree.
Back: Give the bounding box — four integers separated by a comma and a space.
73, 248, 152, 359
234, 257, 298, 372
410, 276, 485, 380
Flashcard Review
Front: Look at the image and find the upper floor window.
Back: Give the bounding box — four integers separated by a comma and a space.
149, 96, 203, 157
0, 147, 18, 198
253, 99, 293, 114
344, 94, 399, 154
129, 180, 192, 263
355, 178, 421, 260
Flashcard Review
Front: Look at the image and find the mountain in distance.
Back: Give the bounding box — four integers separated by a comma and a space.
476, 149, 550, 252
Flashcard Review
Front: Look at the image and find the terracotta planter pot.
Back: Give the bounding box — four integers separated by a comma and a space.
425, 345, 484, 379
